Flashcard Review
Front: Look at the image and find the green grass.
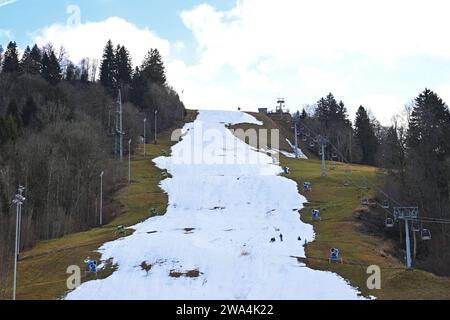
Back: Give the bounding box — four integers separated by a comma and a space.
235, 112, 450, 300
5, 111, 197, 300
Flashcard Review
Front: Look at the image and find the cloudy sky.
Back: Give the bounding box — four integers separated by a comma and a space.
1, 0, 450, 125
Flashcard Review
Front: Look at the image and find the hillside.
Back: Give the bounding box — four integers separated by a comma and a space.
232, 111, 450, 299
1, 111, 196, 300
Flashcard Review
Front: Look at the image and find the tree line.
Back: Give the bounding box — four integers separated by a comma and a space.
295, 93, 378, 166
0, 40, 185, 297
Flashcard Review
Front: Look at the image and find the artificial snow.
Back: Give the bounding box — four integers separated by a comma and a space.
66, 110, 362, 300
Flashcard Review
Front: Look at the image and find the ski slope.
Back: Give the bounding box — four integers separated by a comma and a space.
66, 110, 363, 300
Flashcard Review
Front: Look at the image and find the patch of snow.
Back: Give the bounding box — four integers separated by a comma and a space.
66, 110, 362, 300
285, 139, 308, 159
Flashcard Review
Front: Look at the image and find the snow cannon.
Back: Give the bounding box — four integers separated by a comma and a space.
311, 209, 320, 221
116, 225, 126, 237
329, 248, 343, 264
303, 182, 312, 192
85, 260, 98, 274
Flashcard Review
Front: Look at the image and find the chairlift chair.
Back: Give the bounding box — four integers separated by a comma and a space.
309, 141, 315, 148
306, 132, 311, 138
385, 218, 394, 228
302, 135, 307, 142
361, 198, 370, 206
332, 150, 338, 159
421, 229, 432, 241
381, 200, 390, 209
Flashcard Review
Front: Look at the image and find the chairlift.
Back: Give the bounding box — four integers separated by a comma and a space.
332, 150, 338, 159
313, 138, 318, 144
381, 200, 389, 209
309, 141, 315, 148
306, 132, 311, 138
421, 229, 432, 241
385, 218, 394, 228
412, 220, 420, 232
361, 198, 369, 206
302, 135, 307, 142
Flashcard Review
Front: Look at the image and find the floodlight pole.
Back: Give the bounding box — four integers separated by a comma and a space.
128, 139, 132, 184
143, 118, 147, 158
100, 171, 104, 226
12, 186, 26, 300
321, 138, 326, 177
294, 122, 299, 159
154, 110, 158, 144
16, 186, 24, 257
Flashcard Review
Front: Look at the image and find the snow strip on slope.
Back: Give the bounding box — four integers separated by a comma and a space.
66, 110, 362, 300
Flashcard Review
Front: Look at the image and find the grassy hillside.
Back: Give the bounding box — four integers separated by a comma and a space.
2, 111, 197, 300
234, 111, 450, 300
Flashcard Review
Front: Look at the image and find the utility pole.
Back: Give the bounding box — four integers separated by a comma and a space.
12, 186, 26, 300
294, 121, 299, 159
181, 89, 185, 120
143, 118, 147, 158
321, 141, 326, 177
16, 186, 24, 258
99, 171, 104, 226
319, 136, 328, 177
154, 109, 158, 144
128, 139, 132, 184
115, 89, 124, 161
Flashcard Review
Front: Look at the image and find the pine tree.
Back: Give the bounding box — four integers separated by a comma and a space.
407, 89, 450, 157
2, 41, 20, 73
383, 126, 403, 169
20, 46, 32, 73
42, 49, 62, 85
115, 45, 133, 87
300, 108, 307, 120
354, 106, 378, 165
99, 40, 116, 91
141, 48, 166, 86
29, 44, 43, 75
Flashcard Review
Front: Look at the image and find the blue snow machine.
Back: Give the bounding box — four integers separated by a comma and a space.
312, 209, 320, 221
86, 260, 97, 274
304, 182, 312, 192
329, 248, 343, 264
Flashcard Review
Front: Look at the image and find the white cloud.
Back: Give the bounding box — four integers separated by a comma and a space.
169, 0, 450, 124
0, 0, 18, 8
32, 16, 170, 67
0, 29, 13, 39
28, 1, 450, 125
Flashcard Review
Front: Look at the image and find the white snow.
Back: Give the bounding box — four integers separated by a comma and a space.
66, 110, 362, 300
285, 139, 308, 160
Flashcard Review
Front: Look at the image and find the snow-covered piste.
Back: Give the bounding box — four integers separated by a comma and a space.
66, 110, 363, 300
